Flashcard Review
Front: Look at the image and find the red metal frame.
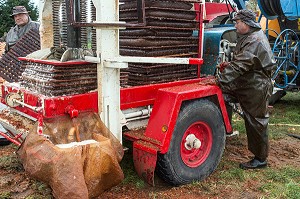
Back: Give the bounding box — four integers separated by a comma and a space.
1, 78, 232, 133
120, 78, 202, 109
204, 2, 234, 22
133, 140, 158, 186
0, 131, 22, 146
1, 86, 98, 119
1, 78, 203, 119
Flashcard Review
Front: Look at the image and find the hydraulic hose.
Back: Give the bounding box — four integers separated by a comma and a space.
258, 0, 284, 19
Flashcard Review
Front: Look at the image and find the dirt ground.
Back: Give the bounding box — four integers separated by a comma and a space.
101, 135, 300, 199
1, 133, 299, 199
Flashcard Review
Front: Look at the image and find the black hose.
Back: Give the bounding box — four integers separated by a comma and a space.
260, 0, 276, 16
260, 0, 284, 17
270, 0, 284, 16
287, 133, 300, 140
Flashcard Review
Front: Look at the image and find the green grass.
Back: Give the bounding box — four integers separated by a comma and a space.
29, 180, 52, 198
219, 166, 246, 181
264, 167, 300, 183
205, 161, 300, 198
269, 92, 300, 139
0, 153, 23, 171
232, 114, 246, 135
0, 192, 11, 199
259, 167, 300, 198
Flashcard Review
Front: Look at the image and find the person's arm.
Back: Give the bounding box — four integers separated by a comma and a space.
218, 38, 259, 85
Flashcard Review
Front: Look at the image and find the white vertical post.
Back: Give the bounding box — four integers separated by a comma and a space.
92, 0, 122, 142
39, 0, 54, 49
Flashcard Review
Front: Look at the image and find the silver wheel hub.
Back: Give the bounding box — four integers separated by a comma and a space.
185, 134, 201, 150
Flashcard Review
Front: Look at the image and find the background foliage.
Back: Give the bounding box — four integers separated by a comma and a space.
0, 0, 38, 37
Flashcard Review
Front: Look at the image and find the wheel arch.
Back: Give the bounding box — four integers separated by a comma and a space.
143, 84, 232, 155
159, 94, 229, 154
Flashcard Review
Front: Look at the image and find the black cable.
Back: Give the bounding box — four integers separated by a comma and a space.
227, 0, 236, 12
260, 0, 277, 17
287, 133, 300, 140
225, 0, 238, 21
271, 0, 284, 16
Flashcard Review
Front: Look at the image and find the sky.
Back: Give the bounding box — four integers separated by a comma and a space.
30, 0, 39, 7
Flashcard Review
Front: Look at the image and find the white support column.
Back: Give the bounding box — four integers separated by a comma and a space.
92, 0, 123, 142
39, 0, 54, 49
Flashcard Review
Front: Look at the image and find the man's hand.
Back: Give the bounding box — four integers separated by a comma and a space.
218, 62, 229, 72
199, 77, 217, 85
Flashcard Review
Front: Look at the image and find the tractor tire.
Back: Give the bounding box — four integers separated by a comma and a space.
156, 99, 226, 185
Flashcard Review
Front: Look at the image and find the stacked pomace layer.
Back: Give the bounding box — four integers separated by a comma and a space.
21, 62, 97, 96
0, 29, 40, 82
119, 0, 199, 86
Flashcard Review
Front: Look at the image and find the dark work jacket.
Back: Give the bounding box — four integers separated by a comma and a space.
217, 28, 277, 159
217, 28, 276, 116
218, 28, 276, 91
4, 17, 39, 52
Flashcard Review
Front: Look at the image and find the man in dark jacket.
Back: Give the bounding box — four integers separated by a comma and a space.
202, 9, 276, 169
1, 6, 39, 53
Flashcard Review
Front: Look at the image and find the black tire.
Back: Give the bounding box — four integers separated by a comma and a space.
0, 137, 11, 146
156, 99, 226, 185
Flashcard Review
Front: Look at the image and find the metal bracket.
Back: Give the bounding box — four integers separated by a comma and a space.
103, 61, 128, 69
85, 56, 101, 63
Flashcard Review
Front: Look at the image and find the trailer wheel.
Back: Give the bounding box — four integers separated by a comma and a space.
156, 99, 226, 185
